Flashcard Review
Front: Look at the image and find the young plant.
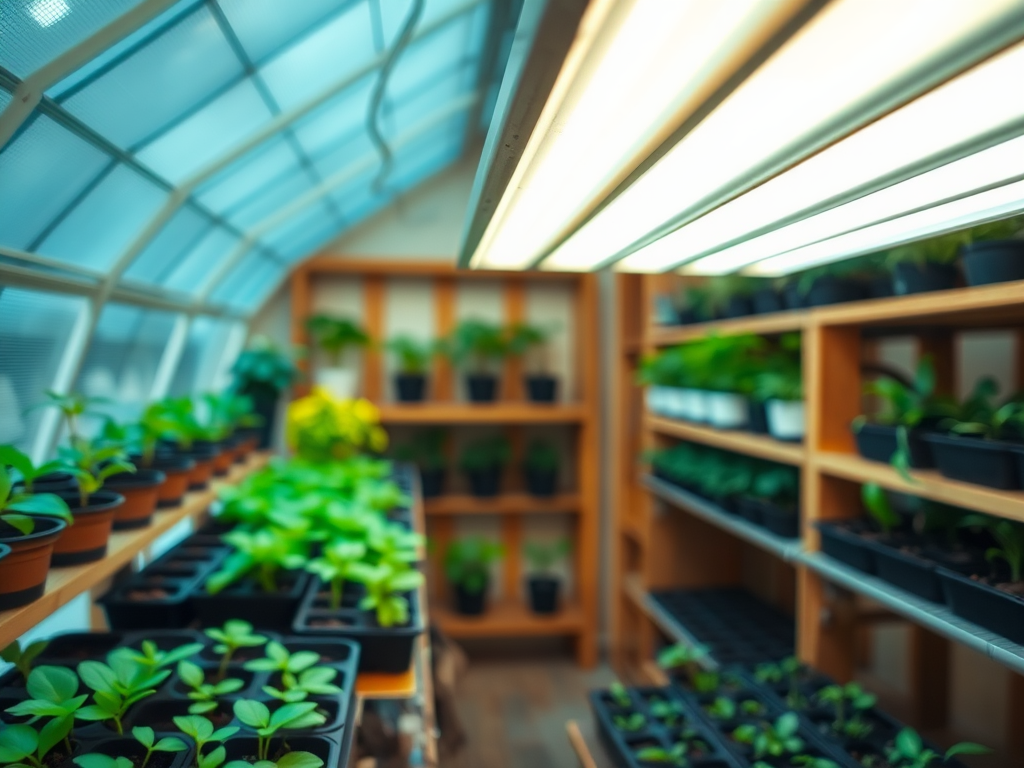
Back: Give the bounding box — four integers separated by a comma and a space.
862, 483, 901, 536
507, 322, 554, 373
961, 514, 1024, 583
612, 713, 646, 732
230, 337, 298, 398
261, 665, 341, 704
244, 642, 321, 693
608, 682, 631, 709
732, 713, 804, 761
173, 714, 239, 768
304, 539, 367, 611
127, 727, 186, 768
0, 639, 49, 685
885, 727, 989, 767
523, 440, 559, 474
385, 336, 437, 374
31, 391, 109, 443
704, 697, 736, 720
205, 528, 306, 595
126, 640, 204, 674
76, 649, 171, 735
458, 436, 511, 474
305, 315, 368, 366
204, 621, 268, 683
177, 661, 245, 715
0, 447, 66, 494
347, 561, 424, 628
231, 700, 326, 761
648, 698, 685, 728
0, 723, 73, 768
224, 754, 323, 768
443, 538, 504, 595
58, 439, 135, 507
1, 463, 72, 536
635, 743, 688, 767
4, 665, 87, 755
656, 644, 717, 693
754, 657, 806, 709
816, 682, 876, 739
788, 758, 841, 768
441, 320, 508, 373
523, 538, 570, 576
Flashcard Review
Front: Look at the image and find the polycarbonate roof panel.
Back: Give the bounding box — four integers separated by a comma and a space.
310, 130, 377, 184
0, 0, 145, 77
0, 112, 110, 251
262, 202, 337, 260
210, 250, 280, 309
59, 6, 243, 148
194, 137, 306, 214
291, 73, 375, 158
37, 163, 168, 270
225, 166, 317, 230
218, 0, 356, 64
163, 224, 241, 294
123, 204, 210, 284
380, 0, 480, 47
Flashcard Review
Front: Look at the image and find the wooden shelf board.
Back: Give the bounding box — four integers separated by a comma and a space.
648, 310, 808, 346
0, 453, 272, 648
643, 474, 804, 561
815, 451, 1024, 523
645, 415, 805, 465
432, 599, 585, 637
378, 403, 587, 424
424, 493, 581, 515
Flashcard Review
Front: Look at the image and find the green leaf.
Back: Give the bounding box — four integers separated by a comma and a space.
776, 713, 800, 738
200, 747, 227, 768
153, 737, 187, 753
268, 701, 318, 729
0, 514, 35, 535
77, 661, 118, 694
132, 727, 155, 748
7, 493, 72, 521
0, 725, 37, 762
39, 714, 73, 761
178, 660, 205, 689
76, 704, 115, 721
945, 742, 992, 759
209, 727, 239, 743
173, 715, 213, 741
74, 755, 120, 768
276, 752, 324, 768
895, 727, 923, 758
284, 651, 319, 673
233, 699, 270, 729
27, 665, 79, 704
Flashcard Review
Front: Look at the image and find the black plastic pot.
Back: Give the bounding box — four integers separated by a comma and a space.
466, 373, 498, 402
192, 571, 310, 630
938, 568, 1024, 644
752, 288, 783, 315
524, 466, 557, 497
806, 276, 867, 307
723, 296, 753, 318
782, 282, 805, 310
860, 538, 944, 602
892, 262, 959, 295
736, 497, 763, 526
961, 240, 1024, 286
419, 466, 445, 498
677, 307, 700, 325
466, 466, 502, 497
867, 275, 895, 299
238, 384, 280, 449
923, 433, 1020, 490
526, 374, 558, 402
761, 502, 799, 538
854, 422, 935, 468
454, 583, 488, 615
816, 521, 877, 574
527, 576, 560, 614
747, 400, 769, 434
293, 577, 424, 673
395, 373, 426, 402
13, 471, 77, 493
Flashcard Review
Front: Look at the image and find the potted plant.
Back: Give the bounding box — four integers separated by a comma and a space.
155, 398, 220, 491
444, 537, 504, 616
959, 214, 1024, 286
885, 234, 962, 295
754, 364, 804, 442
795, 255, 882, 307
442, 320, 508, 402
508, 322, 559, 402
817, 484, 907, 575
524, 538, 569, 614
747, 464, 799, 538
459, 435, 510, 497
305, 315, 369, 399
523, 439, 558, 496
96, 421, 166, 530
0, 460, 70, 609
229, 337, 298, 449
393, 429, 446, 498
699, 335, 764, 429
285, 389, 388, 463
637, 347, 691, 420
676, 285, 711, 325
116, 405, 196, 509
705, 275, 759, 319
385, 335, 436, 402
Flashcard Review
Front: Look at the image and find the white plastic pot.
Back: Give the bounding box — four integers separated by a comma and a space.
705, 392, 749, 429
680, 389, 708, 422
315, 367, 359, 400
766, 399, 805, 441
646, 386, 669, 416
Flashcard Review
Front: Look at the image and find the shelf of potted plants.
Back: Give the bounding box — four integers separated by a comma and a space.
646, 415, 806, 465
376, 402, 588, 423
423, 492, 583, 515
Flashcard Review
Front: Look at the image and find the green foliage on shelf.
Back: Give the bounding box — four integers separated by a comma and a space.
523, 438, 559, 472
392, 428, 447, 471
230, 336, 298, 395
443, 536, 504, 594
385, 335, 439, 374
524, 538, 570, 574
439, 319, 509, 372
305, 315, 369, 365
458, 435, 511, 472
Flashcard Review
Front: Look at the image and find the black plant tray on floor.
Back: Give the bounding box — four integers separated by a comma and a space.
649, 588, 795, 666
590, 686, 740, 768
0, 629, 360, 768
292, 576, 424, 673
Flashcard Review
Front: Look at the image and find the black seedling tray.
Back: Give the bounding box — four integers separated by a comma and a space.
649, 588, 794, 666
590, 685, 739, 768
191, 570, 311, 632
293, 576, 424, 673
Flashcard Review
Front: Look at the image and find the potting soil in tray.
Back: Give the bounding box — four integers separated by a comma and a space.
589, 686, 739, 768
649, 589, 794, 666
293, 576, 425, 673
0, 629, 359, 768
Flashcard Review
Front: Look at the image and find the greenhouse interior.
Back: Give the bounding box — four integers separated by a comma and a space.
5, 1, 1024, 766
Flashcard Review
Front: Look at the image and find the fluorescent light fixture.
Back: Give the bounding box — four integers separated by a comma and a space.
746, 178, 1024, 276
27, 0, 69, 27
469, 0, 803, 270
682, 134, 1024, 275
542, 0, 1024, 272
618, 39, 1024, 273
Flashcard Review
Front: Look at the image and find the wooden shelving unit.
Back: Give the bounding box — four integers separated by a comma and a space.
289, 259, 600, 666
0, 453, 271, 648
613, 274, 1024, 763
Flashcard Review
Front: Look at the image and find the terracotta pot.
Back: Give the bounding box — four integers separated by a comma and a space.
212, 447, 234, 477
0, 517, 66, 609
51, 491, 122, 565
129, 454, 195, 509
105, 469, 166, 530
157, 445, 217, 491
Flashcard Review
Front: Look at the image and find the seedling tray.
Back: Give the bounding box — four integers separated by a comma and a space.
292, 576, 424, 673
649, 588, 794, 666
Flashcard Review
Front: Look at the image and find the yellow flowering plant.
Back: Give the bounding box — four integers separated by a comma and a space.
286, 388, 388, 462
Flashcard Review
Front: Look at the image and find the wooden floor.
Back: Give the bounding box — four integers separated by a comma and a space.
442, 651, 616, 768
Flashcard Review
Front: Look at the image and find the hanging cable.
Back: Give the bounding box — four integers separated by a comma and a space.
367, 0, 425, 195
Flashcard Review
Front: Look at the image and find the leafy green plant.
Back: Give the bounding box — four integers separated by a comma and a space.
261, 666, 341, 704
612, 713, 646, 732
0, 723, 73, 768
507, 322, 554, 373
76, 649, 171, 734
130, 727, 186, 768
0, 447, 66, 494
231, 700, 326, 761
635, 743, 688, 766
885, 727, 989, 767
862, 483, 901, 536
753, 657, 806, 709
58, 438, 135, 507
177, 660, 245, 714
444, 537, 504, 594
0, 640, 48, 684
305, 316, 369, 366
225, 754, 323, 768
385, 336, 437, 374
31, 391, 109, 443
647, 698, 685, 727
305, 540, 367, 611
704, 697, 736, 720
3, 665, 86, 756
523, 439, 559, 473
244, 641, 328, 701
750, 465, 798, 508
788, 758, 841, 768
816, 682, 876, 739
656, 644, 717, 693
206, 528, 307, 595
347, 561, 424, 628
732, 713, 804, 760
125, 640, 204, 674
0, 463, 72, 536
392, 429, 446, 472
231, 337, 298, 397
458, 436, 511, 473
204, 621, 268, 682
524, 538, 570, 576
173, 714, 239, 768
441, 320, 508, 372
961, 514, 1024, 583
608, 682, 631, 708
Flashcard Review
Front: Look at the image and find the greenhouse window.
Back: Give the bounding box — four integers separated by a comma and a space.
168, 316, 244, 397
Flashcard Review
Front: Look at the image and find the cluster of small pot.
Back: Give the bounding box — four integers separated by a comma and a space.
650, 442, 800, 539
0, 622, 355, 768
641, 334, 805, 442
306, 316, 562, 403
592, 644, 989, 767
0, 392, 261, 611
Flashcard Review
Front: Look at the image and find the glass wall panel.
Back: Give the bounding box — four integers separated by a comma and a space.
219, 0, 349, 64
195, 138, 305, 214
123, 205, 211, 284
169, 316, 244, 396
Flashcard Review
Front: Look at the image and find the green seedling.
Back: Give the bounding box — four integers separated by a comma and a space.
76, 649, 170, 735
224, 754, 324, 768
244, 642, 319, 679
305, 540, 367, 611
648, 698, 685, 728
961, 514, 1024, 583
704, 697, 736, 720
204, 621, 268, 682
231, 700, 326, 761
127, 727, 186, 768
816, 683, 876, 739
348, 561, 424, 628
0, 723, 73, 768
30, 391, 109, 443
656, 644, 718, 693
4, 666, 87, 755
885, 727, 990, 767
1, 463, 72, 536
608, 683, 631, 709
754, 657, 806, 709
262, 667, 341, 703
741, 699, 766, 717
862, 484, 901, 536
732, 713, 804, 760
385, 336, 438, 375
0, 640, 49, 685
173, 714, 240, 768
206, 528, 306, 595
612, 713, 646, 733
635, 742, 688, 766
73, 755, 132, 768
0, 447, 65, 495
127, 640, 204, 674
789, 758, 841, 768
177, 661, 245, 714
